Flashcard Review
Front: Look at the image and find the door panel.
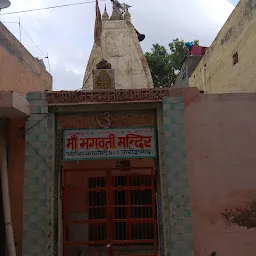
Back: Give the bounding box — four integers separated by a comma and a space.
62, 167, 158, 256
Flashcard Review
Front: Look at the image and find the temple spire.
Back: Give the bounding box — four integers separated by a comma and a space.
82, 1, 154, 90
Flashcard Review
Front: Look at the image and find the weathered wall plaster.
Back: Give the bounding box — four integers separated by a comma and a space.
189, 0, 256, 93
163, 96, 194, 256
0, 22, 52, 94
185, 93, 256, 255
23, 92, 49, 255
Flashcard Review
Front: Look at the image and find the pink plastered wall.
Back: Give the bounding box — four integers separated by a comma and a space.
185, 93, 256, 256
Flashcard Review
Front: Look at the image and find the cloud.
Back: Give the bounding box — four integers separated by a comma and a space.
1, 0, 234, 90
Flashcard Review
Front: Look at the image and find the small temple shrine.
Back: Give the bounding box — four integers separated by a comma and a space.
22, 1, 194, 256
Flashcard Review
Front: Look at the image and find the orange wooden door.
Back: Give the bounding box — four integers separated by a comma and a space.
62, 167, 158, 256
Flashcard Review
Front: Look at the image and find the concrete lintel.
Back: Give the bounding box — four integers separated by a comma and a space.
0, 91, 31, 118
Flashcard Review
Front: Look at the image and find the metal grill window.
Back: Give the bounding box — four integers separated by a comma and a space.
62, 167, 158, 255
88, 175, 155, 242
88, 177, 107, 243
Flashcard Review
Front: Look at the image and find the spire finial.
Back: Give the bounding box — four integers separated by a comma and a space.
102, 3, 109, 20
110, 2, 123, 20
110, 0, 132, 20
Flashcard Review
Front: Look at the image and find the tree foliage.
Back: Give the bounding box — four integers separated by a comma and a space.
145, 39, 199, 87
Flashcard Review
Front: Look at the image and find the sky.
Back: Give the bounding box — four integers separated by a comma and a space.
0, 0, 238, 91
230, 0, 239, 4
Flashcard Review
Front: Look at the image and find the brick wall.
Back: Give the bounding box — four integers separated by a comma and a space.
23, 92, 49, 255
163, 97, 194, 256
189, 0, 256, 93
0, 22, 52, 95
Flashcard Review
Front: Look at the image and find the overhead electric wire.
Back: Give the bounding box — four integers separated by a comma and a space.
0, 0, 106, 15
19, 24, 46, 56
25, 140, 53, 171
1, 21, 18, 24
24, 71, 94, 164
24, 69, 94, 133
3, 20, 51, 71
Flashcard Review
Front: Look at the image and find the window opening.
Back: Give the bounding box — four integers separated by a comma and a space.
233, 52, 239, 65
